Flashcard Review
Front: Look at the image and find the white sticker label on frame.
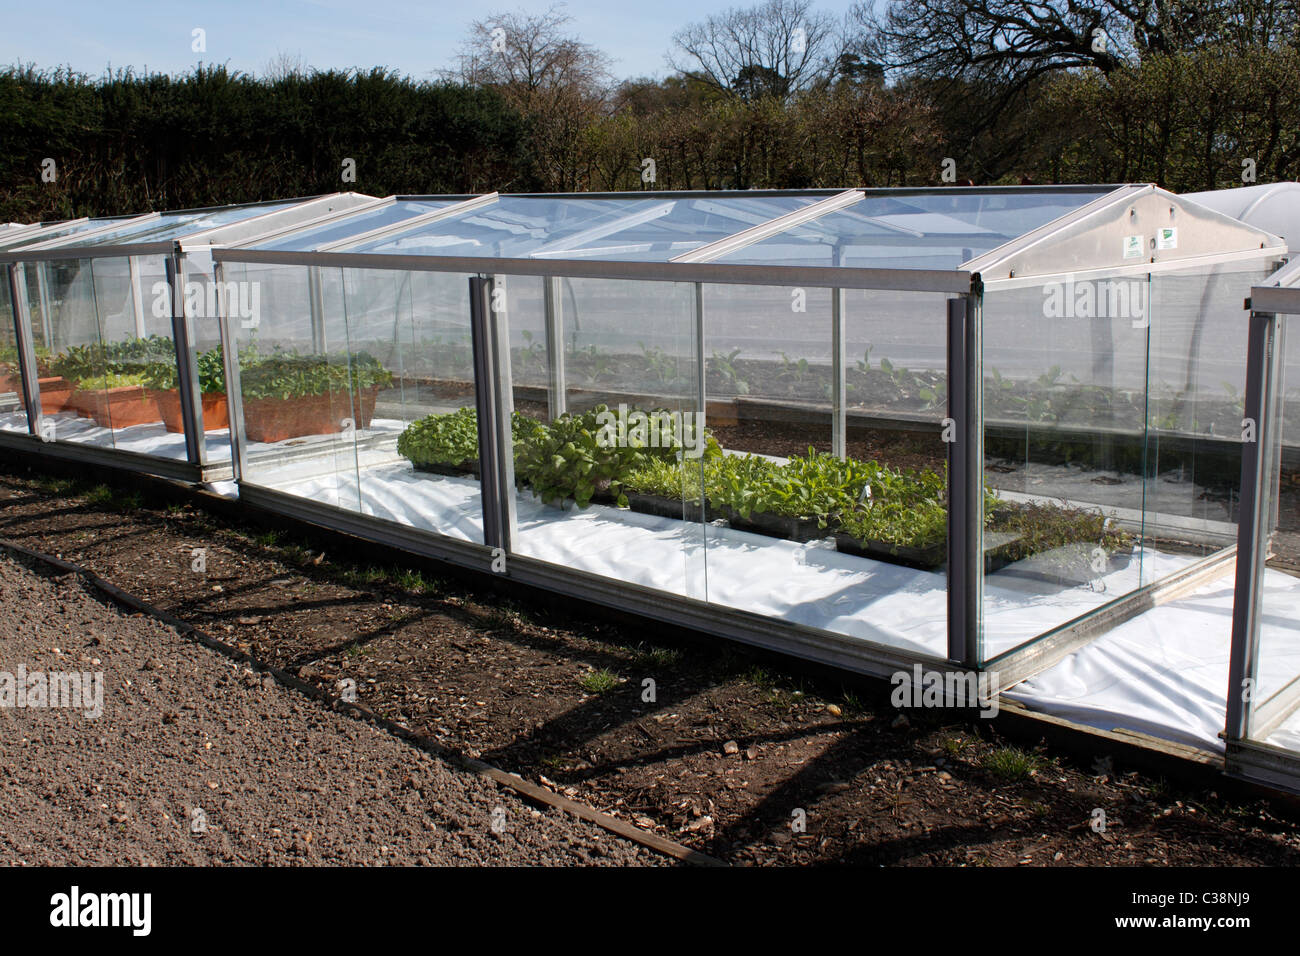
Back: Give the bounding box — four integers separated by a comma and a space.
1123, 235, 1143, 259
1156, 227, 1177, 250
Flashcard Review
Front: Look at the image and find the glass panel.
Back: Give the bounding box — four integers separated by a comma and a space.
230, 263, 361, 512
510, 276, 707, 601
1247, 313, 1300, 753
528, 195, 816, 261
254, 200, 460, 252
980, 276, 1152, 663
0, 277, 27, 434
29, 256, 178, 458
1, 218, 126, 252
993, 260, 1279, 754
342, 267, 482, 542
351, 195, 816, 260
700, 284, 949, 657
703, 284, 832, 454
715, 189, 1112, 270
1144, 265, 1276, 559
61, 203, 300, 249
171, 251, 233, 465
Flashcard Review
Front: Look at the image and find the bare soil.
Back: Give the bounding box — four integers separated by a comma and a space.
0, 550, 659, 866
1, 463, 1299, 866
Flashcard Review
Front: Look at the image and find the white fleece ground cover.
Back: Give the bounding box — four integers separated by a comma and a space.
1005, 565, 1300, 753
0, 409, 231, 462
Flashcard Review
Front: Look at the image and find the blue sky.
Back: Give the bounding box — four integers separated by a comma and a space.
0, 0, 862, 82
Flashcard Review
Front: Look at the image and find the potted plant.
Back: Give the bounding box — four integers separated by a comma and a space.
395, 408, 546, 476
71, 371, 161, 428
396, 406, 483, 475
143, 349, 229, 432
46, 337, 176, 419
239, 350, 393, 444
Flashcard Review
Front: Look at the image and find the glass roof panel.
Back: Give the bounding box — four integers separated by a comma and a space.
0, 217, 127, 253
346, 195, 823, 260
70, 201, 300, 248
714, 189, 1114, 270
256, 199, 461, 252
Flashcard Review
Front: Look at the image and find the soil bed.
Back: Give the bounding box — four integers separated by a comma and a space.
0, 550, 659, 866
1, 464, 1299, 866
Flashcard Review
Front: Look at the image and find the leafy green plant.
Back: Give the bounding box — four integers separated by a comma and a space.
639, 342, 677, 387
710, 348, 750, 395
396, 407, 545, 469
856, 346, 873, 374
73, 370, 150, 391
139, 347, 226, 393
622, 454, 704, 502
397, 406, 480, 468
514, 406, 645, 508
777, 351, 810, 384
239, 350, 392, 400
988, 500, 1131, 563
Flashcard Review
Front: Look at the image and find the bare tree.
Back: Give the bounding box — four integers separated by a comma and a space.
451, 5, 614, 190
263, 51, 309, 81
452, 4, 612, 107
855, 0, 1300, 92
668, 0, 842, 100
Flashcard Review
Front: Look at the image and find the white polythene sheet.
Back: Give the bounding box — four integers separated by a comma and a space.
1006, 565, 1300, 752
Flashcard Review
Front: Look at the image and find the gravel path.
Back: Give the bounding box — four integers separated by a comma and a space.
0, 553, 661, 866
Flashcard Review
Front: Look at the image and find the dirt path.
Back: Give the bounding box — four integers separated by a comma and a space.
0, 552, 661, 866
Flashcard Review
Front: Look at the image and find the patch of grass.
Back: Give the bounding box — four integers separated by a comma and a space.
254, 529, 281, 547
394, 568, 430, 593
36, 476, 78, 496
940, 734, 973, 757
634, 645, 682, 669
981, 746, 1044, 783
741, 665, 778, 689
84, 484, 141, 512
340, 565, 386, 589
85, 484, 114, 507
578, 668, 623, 694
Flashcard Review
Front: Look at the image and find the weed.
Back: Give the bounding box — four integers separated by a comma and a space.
578, 668, 623, 694
981, 746, 1044, 783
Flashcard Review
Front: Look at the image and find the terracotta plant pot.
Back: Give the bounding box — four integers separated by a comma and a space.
243, 387, 378, 444
0, 369, 23, 408
68, 388, 98, 418
37, 377, 75, 414
151, 389, 230, 433
84, 384, 163, 429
